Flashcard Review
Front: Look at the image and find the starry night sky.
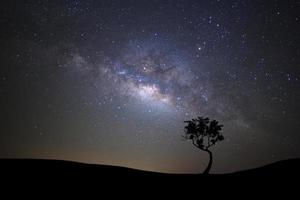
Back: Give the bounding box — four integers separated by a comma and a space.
1, 0, 300, 173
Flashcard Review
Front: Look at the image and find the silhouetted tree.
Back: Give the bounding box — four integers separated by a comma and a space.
183, 117, 224, 174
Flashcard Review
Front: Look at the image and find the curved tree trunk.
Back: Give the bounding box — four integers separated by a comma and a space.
203, 150, 213, 174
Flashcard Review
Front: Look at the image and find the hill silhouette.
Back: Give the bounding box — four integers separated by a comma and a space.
1, 158, 299, 190
1, 158, 300, 177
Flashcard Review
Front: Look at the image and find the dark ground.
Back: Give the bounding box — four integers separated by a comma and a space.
1, 158, 299, 194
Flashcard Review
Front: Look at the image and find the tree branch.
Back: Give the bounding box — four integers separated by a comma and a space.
192, 138, 207, 151
192, 139, 199, 148
207, 135, 211, 148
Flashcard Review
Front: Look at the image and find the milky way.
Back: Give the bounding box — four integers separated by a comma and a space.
97, 40, 202, 113
69, 39, 254, 129
1, 0, 300, 173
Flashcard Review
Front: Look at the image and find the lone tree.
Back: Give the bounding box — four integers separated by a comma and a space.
183, 117, 224, 174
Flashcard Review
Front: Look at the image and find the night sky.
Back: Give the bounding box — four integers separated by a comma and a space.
1, 0, 300, 173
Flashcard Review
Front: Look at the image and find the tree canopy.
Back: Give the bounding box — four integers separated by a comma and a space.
184, 117, 224, 151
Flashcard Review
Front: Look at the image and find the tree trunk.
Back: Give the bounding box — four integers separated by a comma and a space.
203, 150, 213, 174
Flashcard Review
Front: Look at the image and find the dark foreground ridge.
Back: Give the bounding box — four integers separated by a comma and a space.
1, 158, 300, 176
1, 158, 299, 190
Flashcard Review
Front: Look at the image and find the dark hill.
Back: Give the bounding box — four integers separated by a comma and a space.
0, 158, 299, 191
231, 158, 300, 177
1, 158, 299, 176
